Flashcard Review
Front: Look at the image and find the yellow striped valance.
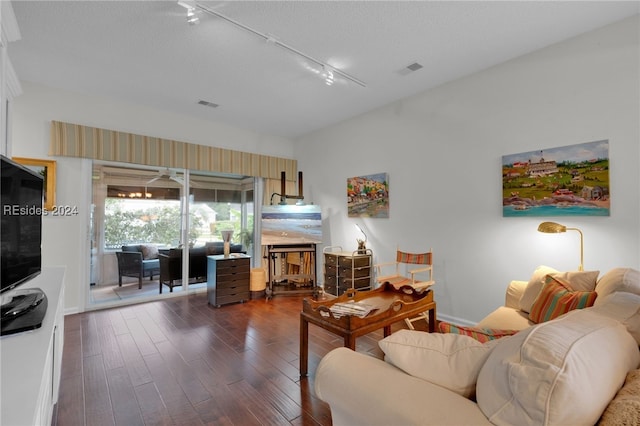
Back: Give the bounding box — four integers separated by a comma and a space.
49, 121, 297, 180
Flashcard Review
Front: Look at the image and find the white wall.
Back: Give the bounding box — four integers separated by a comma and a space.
11, 82, 295, 313
10, 17, 639, 323
295, 17, 640, 324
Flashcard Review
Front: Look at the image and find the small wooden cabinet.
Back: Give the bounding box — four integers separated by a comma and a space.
207, 255, 251, 307
323, 249, 373, 296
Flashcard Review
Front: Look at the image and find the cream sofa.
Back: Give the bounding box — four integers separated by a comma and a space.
314, 267, 640, 426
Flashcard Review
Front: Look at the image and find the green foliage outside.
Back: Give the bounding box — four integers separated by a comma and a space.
104, 199, 203, 249
104, 199, 253, 250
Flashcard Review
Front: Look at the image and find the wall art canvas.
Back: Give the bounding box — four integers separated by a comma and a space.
13, 157, 57, 211
347, 172, 389, 218
502, 140, 609, 217
261, 205, 322, 245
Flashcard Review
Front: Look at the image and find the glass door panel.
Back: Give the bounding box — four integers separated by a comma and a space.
90, 163, 255, 306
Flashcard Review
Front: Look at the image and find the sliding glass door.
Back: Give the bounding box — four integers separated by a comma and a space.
90, 162, 255, 306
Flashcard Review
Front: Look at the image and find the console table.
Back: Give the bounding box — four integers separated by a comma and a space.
0, 267, 65, 426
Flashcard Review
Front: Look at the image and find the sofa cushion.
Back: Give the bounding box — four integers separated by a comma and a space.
591, 291, 640, 345
519, 266, 599, 313
529, 274, 598, 323
519, 265, 558, 313
551, 270, 599, 291
475, 306, 533, 331
379, 330, 500, 398
595, 268, 640, 305
121, 244, 142, 253
477, 309, 640, 426
438, 322, 519, 343
597, 369, 640, 426
140, 244, 159, 260
315, 347, 493, 426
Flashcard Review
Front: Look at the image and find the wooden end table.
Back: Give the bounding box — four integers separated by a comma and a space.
299, 282, 436, 377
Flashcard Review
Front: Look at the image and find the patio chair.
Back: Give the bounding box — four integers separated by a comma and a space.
375, 248, 435, 329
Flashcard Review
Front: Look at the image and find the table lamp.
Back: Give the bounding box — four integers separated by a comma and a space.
537, 221, 584, 271
355, 224, 367, 254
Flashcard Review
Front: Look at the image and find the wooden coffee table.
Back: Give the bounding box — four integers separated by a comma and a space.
299, 282, 436, 377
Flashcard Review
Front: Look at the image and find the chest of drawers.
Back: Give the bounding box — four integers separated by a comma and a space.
207, 255, 251, 307
323, 250, 372, 296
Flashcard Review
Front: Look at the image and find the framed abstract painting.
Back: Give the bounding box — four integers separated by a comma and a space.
347, 172, 389, 218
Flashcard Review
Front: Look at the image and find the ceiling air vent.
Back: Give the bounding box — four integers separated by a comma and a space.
397, 62, 424, 76
197, 100, 219, 108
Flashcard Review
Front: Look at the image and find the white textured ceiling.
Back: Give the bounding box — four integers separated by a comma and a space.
9, 1, 640, 139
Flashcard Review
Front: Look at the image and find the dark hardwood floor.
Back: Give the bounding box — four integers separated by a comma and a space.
53, 292, 415, 426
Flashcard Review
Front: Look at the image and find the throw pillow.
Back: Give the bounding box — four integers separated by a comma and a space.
438, 322, 519, 343
550, 269, 599, 291
598, 369, 640, 426
528, 274, 597, 323
595, 268, 640, 305
519, 265, 558, 313
378, 329, 498, 398
140, 244, 159, 260
476, 309, 640, 426
518, 266, 599, 313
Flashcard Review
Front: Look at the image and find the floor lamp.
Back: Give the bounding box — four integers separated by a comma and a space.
537, 221, 584, 271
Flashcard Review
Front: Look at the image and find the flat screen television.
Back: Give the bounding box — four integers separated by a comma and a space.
1, 155, 47, 336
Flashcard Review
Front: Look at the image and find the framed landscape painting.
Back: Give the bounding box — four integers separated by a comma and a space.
502, 140, 609, 217
347, 172, 389, 218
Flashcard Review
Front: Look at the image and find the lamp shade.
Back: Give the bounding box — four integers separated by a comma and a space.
537, 221, 567, 233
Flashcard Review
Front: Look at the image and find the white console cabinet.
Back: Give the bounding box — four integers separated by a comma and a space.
1, 267, 65, 426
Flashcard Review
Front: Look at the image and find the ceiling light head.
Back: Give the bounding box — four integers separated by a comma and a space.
186, 8, 199, 25
178, 1, 199, 25
323, 65, 335, 86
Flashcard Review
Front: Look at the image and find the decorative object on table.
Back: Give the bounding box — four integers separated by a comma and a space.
13, 157, 57, 211
220, 230, 233, 258
537, 221, 584, 271
502, 140, 609, 217
347, 172, 389, 218
354, 223, 367, 253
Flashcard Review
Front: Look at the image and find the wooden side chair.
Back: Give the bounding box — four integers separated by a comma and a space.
375, 248, 435, 329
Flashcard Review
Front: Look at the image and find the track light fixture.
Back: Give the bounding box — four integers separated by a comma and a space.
176, 1, 366, 88
178, 0, 199, 25
186, 8, 199, 25
323, 65, 335, 86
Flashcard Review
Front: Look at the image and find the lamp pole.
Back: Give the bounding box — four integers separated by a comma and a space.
567, 227, 584, 271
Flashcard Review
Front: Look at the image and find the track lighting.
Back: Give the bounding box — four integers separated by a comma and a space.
176, 1, 366, 88
323, 66, 335, 86
178, 0, 199, 25
186, 8, 199, 25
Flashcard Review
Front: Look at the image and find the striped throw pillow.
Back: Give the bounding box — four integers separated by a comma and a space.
529, 274, 598, 323
438, 322, 519, 343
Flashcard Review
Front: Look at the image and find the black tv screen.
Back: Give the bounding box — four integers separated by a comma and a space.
1, 155, 43, 294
